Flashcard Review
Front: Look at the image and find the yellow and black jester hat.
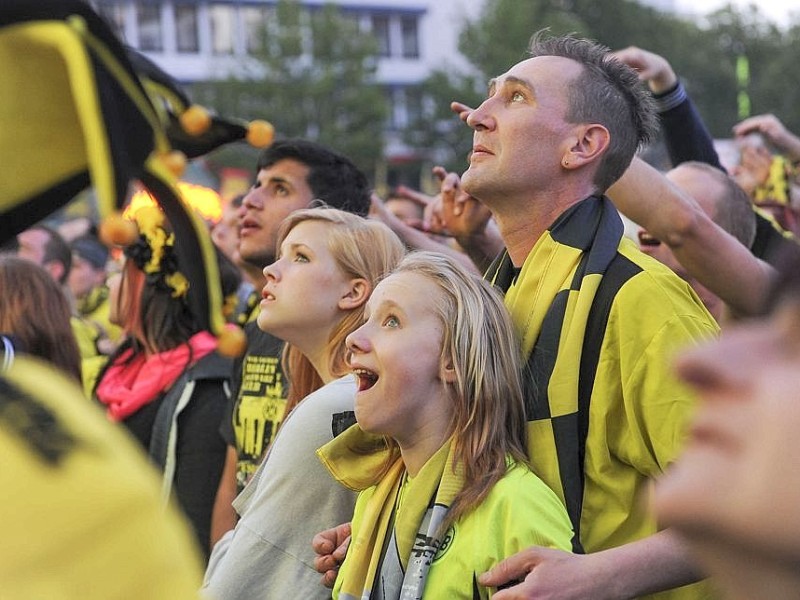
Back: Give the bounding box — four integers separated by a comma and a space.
0, 0, 274, 355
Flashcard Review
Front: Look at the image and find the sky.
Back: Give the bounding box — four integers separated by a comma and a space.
674, 0, 800, 24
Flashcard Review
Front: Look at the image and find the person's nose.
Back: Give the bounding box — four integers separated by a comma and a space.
242, 188, 263, 211
345, 323, 372, 357
466, 97, 496, 132
263, 258, 281, 282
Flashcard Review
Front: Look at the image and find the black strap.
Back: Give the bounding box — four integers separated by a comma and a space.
149, 351, 232, 469
571, 253, 641, 548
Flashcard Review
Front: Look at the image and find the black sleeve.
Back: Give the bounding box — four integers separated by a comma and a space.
654, 81, 724, 172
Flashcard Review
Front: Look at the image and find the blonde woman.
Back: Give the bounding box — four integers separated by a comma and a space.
320, 252, 573, 599
204, 207, 406, 600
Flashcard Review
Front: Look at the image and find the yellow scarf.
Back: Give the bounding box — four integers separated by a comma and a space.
318, 426, 463, 599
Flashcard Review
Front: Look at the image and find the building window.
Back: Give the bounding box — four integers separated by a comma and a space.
96, 2, 126, 39
137, 3, 163, 51
175, 4, 198, 53
243, 6, 269, 53
371, 15, 391, 58
400, 16, 419, 59
210, 4, 235, 55
384, 87, 399, 129
404, 86, 423, 126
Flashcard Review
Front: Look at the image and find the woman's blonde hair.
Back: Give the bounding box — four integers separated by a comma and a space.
384, 251, 528, 527
276, 207, 406, 413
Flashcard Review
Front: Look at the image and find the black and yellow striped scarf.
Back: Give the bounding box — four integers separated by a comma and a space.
487, 195, 630, 553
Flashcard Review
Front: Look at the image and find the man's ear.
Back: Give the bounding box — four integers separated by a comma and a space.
440, 356, 457, 383
561, 124, 611, 170
45, 260, 65, 285
338, 278, 370, 310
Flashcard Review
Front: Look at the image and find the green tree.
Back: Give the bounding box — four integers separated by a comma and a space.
686, 5, 779, 134
459, 0, 587, 76
404, 0, 800, 171
195, 0, 387, 180
758, 21, 800, 136
403, 70, 484, 174
404, 0, 588, 173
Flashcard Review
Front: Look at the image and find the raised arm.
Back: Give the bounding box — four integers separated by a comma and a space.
608, 157, 774, 315
423, 167, 503, 273
734, 113, 800, 163
369, 192, 480, 275
612, 46, 723, 170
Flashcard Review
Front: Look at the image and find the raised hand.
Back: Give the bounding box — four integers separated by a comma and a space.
424, 166, 492, 240
611, 46, 677, 95
733, 114, 800, 162
451, 100, 474, 123
731, 144, 773, 195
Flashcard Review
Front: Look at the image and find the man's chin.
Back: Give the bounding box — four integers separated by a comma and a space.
460, 169, 485, 199
460, 169, 476, 192
240, 250, 274, 270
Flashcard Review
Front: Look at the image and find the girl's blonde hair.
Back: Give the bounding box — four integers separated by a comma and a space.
276, 207, 406, 414
385, 251, 528, 527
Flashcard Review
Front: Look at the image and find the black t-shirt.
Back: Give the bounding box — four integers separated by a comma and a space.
221, 322, 287, 491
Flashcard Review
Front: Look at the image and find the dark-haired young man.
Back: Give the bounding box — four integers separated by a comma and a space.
224, 138, 370, 494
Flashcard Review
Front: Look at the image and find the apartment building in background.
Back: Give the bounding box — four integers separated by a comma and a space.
89, 0, 485, 185
86, 0, 686, 187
